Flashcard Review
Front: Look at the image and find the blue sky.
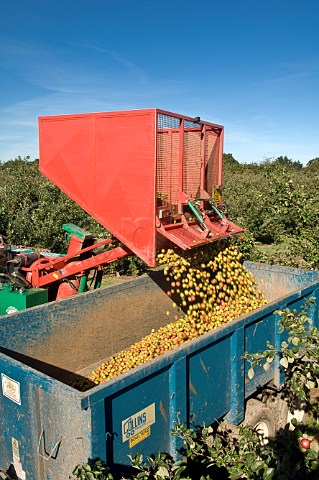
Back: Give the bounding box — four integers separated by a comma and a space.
1, 0, 319, 164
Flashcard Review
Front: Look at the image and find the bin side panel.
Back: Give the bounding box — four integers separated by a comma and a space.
0, 359, 38, 479
245, 262, 319, 302
0, 354, 90, 480
188, 335, 232, 425
244, 314, 277, 397
100, 364, 176, 474
36, 387, 91, 480
244, 290, 319, 397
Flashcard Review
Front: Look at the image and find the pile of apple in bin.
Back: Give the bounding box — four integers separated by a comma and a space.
74, 242, 267, 391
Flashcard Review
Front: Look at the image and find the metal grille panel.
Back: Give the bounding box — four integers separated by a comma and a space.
156, 114, 180, 211
156, 113, 222, 211
205, 129, 220, 196
183, 130, 201, 199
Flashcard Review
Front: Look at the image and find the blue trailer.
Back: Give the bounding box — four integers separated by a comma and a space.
0, 262, 318, 480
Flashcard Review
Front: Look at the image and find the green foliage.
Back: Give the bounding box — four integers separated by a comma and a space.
242, 301, 319, 476
125, 452, 190, 480
170, 416, 319, 479
290, 224, 319, 269
223, 155, 319, 267
172, 423, 275, 480
224, 164, 307, 243
2, 154, 319, 270
106, 255, 148, 276
0, 157, 109, 252
306, 158, 319, 170
229, 232, 260, 261
272, 156, 302, 170
72, 460, 113, 480
72, 454, 189, 480
223, 153, 240, 168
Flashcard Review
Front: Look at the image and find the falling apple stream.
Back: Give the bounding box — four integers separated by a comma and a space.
74, 243, 267, 391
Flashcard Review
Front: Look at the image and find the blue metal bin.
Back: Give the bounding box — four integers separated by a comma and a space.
0, 263, 318, 480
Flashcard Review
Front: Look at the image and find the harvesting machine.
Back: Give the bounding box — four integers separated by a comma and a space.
0, 109, 243, 314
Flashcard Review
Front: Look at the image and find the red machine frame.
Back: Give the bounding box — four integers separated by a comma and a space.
39, 108, 243, 269
1, 109, 243, 303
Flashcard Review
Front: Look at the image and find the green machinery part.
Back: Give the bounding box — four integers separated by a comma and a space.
0, 283, 48, 316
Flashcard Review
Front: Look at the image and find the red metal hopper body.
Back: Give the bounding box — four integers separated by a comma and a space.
39, 108, 243, 267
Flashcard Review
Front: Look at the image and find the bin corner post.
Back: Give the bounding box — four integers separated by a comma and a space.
273, 312, 285, 388
89, 399, 108, 465
224, 328, 245, 424
169, 358, 188, 458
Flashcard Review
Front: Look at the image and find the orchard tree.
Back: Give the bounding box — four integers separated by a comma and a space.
306, 157, 319, 170
223, 153, 240, 167
273, 156, 302, 169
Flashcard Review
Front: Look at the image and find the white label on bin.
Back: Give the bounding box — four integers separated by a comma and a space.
1, 374, 21, 405
6, 306, 19, 315
122, 403, 155, 442
12, 437, 26, 480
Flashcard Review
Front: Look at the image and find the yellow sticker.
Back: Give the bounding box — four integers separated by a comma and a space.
122, 403, 155, 443
212, 190, 222, 203
52, 273, 59, 279
129, 426, 151, 448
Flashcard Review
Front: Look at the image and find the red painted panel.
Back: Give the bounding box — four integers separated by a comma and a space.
39, 115, 95, 211
39, 110, 157, 266
94, 111, 156, 264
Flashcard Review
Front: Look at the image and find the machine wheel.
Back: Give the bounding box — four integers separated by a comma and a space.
265, 392, 289, 430
266, 391, 308, 430
242, 398, 276, 443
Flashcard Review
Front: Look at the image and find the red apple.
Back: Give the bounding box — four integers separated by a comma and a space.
300, 438, 311, 449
